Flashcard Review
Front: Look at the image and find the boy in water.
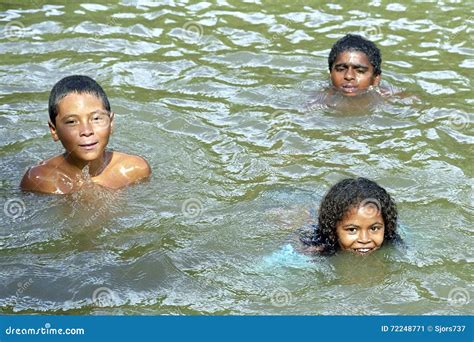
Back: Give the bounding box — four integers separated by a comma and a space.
328, 33, 382, 96
308, 34, 386, 111
21, 75, 151, 194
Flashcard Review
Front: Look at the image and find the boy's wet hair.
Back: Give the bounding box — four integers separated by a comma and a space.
48, 75, 111, 125
302, 177, 399, 255
328, 34, 382, 76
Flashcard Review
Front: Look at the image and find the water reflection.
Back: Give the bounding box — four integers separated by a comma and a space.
0, 1, 472, 315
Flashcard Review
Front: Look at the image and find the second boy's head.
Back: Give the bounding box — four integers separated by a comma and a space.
328, 34, 382, 96
48, 75, 114, 164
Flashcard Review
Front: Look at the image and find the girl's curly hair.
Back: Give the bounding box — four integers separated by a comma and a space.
301, 177, 400, 255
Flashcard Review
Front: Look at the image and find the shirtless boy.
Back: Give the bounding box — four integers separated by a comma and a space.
21, 75, 151, 194
328, 33, 382, 96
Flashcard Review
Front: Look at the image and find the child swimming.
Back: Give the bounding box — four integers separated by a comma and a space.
307, 34, 389, 112
328, 33, 382, 96
301, 177, 401, 256
20, 75, 151, 194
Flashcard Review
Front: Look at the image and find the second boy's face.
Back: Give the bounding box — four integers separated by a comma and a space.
336, 204, 385, 255
50, 92, 113, 165
330, 51, 381, 96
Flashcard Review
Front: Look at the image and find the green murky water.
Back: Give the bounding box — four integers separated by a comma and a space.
0, 0, 472, 315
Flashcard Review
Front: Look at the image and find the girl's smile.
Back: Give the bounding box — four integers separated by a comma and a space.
336, 204, 385, 255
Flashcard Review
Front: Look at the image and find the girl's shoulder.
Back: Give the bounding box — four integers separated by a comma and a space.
293, 224, 328, 256
296, 223, 320, 244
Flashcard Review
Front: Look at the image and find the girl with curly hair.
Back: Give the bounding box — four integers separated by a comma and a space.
301, 177, 401, 256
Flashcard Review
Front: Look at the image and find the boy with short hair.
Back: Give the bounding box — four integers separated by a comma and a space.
21, 75, 151, 194
328, 34, 382, 96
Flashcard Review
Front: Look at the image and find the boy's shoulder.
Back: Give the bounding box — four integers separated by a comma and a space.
20, 155, 70, 194
108, 151, 150, 173
20, 152, 151, 193
100, 151, 151, 187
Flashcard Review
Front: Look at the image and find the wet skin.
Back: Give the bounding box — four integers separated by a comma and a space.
336, 205, 385, 255
330, 51, 381, 96
20, 93, 151, 194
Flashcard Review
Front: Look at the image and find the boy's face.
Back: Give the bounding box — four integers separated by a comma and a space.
336, 204, 385, 255
330, 51, 381, 96
49, 92, 113, 165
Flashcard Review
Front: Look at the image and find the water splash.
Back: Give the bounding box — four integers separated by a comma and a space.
67, 164, 123, 225
80, 164, 93, 185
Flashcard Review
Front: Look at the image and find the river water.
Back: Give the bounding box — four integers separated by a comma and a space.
0, 0, 472, 314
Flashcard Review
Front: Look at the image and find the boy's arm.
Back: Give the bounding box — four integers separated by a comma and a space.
20, 165, 58, 194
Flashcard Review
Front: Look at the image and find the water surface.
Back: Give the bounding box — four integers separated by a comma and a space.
0, 0, 472, 314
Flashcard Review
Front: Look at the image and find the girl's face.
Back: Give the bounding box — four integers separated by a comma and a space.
336, 203, 385, 255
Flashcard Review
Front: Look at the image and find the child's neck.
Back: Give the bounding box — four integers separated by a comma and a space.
63, 152, 110, 178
